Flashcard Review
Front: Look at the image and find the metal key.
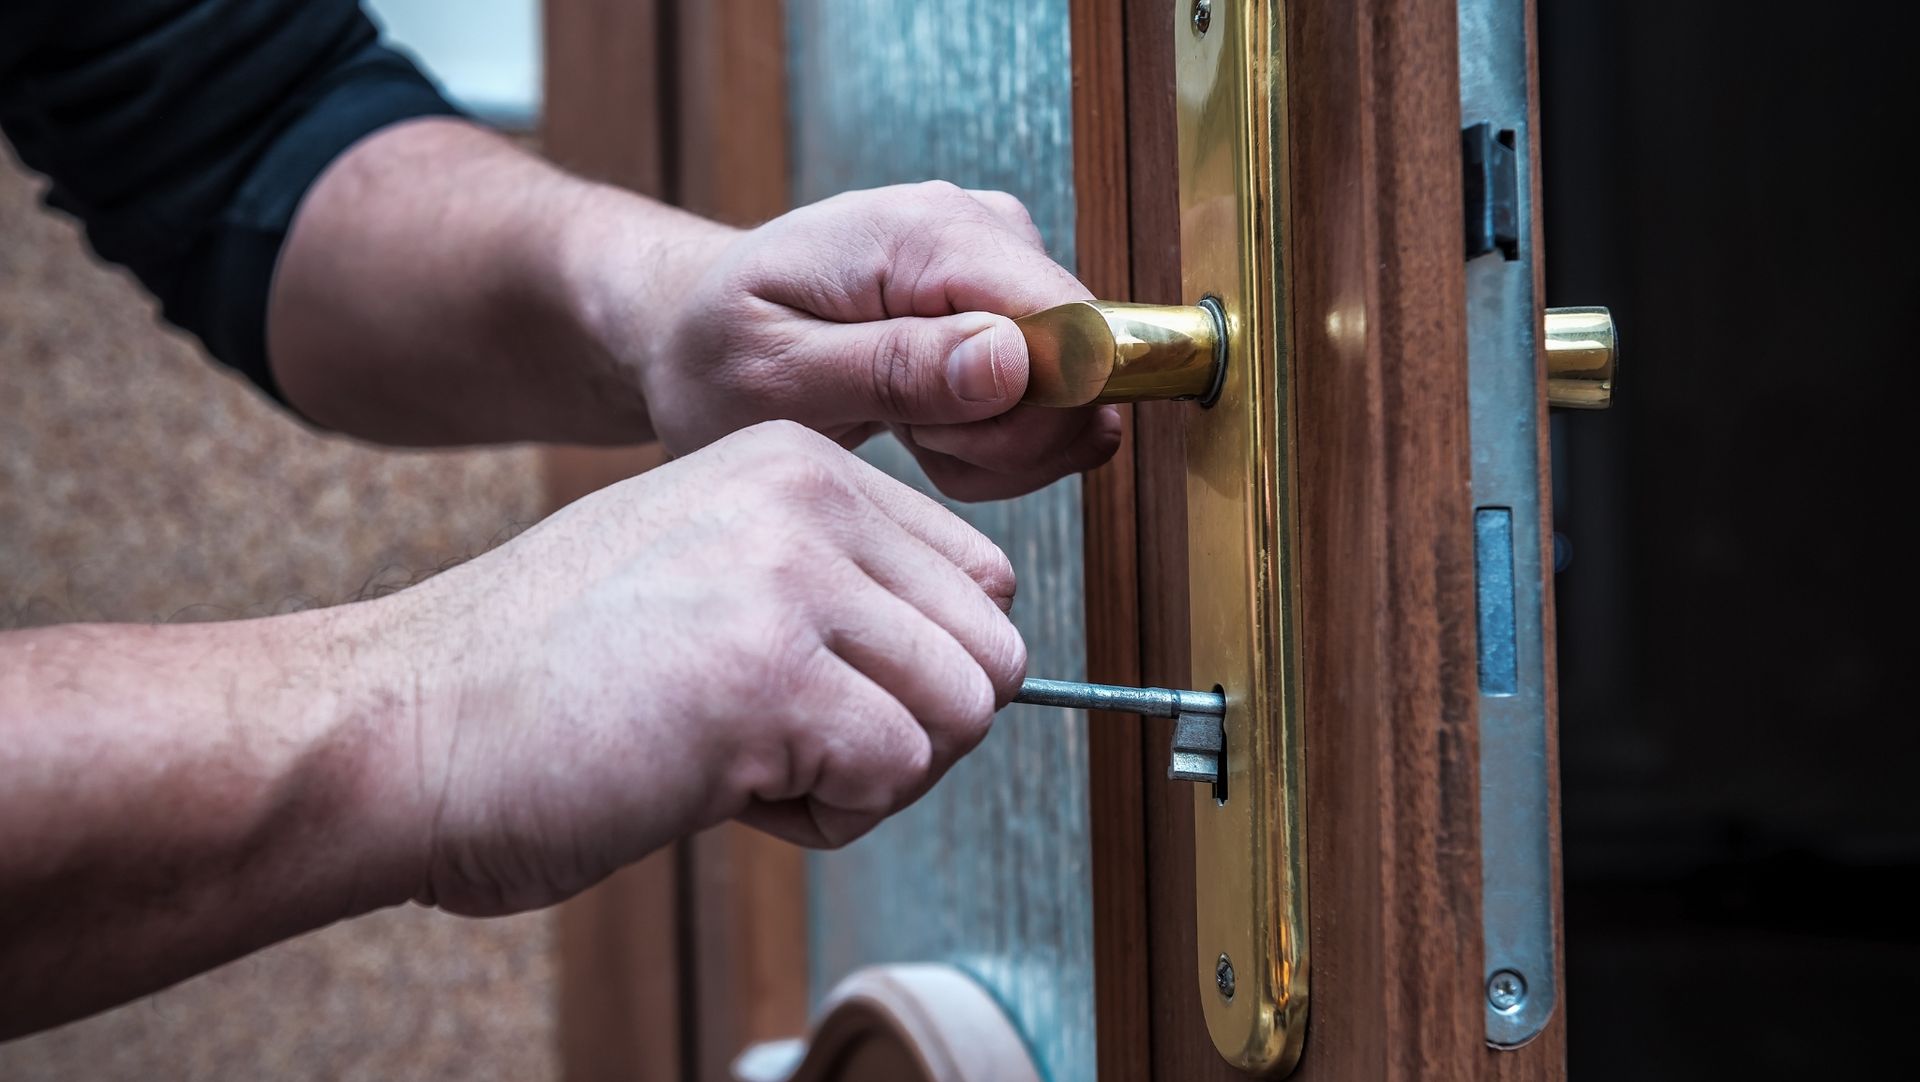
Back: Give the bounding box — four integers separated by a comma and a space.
1013, 678, 1226, 784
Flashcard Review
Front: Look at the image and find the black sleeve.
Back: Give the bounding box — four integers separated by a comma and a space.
0, 0, 460, 400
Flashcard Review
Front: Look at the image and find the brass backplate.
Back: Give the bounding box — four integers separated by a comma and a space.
1177, 0, 1307, 1075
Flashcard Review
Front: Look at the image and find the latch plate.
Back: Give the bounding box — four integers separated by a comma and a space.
1461, 0, 1561, 1048
1177, 0, 1308, 1075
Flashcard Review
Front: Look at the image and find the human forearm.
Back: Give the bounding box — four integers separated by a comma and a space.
271, 137, 1121, 499
0, 609, 422, 1036
0, 424, 1030, 1037
268, 117, 733, 446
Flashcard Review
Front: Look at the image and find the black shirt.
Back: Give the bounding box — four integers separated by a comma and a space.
0, 0, 458, 399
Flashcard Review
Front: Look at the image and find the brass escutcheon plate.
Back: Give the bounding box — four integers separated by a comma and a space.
1177, 0, 1308, 1075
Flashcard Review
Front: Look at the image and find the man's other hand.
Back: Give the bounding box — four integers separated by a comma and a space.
380, 421, 1027, 915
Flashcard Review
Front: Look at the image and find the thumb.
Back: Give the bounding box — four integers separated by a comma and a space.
799, 312, 1031, 427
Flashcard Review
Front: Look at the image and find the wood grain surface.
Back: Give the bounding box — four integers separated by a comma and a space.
542, 0, 668, 194
1070, 1, 1154, 1080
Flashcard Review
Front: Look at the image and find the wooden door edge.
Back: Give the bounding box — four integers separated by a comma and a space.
1070, 2, 1156, 1082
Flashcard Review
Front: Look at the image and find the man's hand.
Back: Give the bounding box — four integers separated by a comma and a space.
273, 123, 1119, 497
622, 181, 1122, 501
0, 422, 1024, 1032
382, 421, 1026, 914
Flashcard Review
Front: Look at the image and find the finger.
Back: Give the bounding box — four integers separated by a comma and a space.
898, 407, 1125, 503
831, 421, 886, 450
965, 189, 1046, 249
759, 182, 1091, 321
738, 797, 884, 850
786, 310, 1029, 428
905, 403, 1119, 476
908, 203, 1090, 318
839, 537, 1025, 708
737, 632, 947, 852
822, 575, 1004, 787
826, 450, 1018, 608
761, 646, 932, 821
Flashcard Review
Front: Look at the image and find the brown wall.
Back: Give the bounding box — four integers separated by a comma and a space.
0, 151, 560, 1078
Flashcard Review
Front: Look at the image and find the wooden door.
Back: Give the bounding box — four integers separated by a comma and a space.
1076, 0, 1569, 1078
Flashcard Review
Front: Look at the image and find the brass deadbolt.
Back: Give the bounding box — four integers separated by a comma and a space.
1544, 306, 1617, 409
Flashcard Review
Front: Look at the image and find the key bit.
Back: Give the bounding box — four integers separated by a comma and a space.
1012, 678, 1226, 785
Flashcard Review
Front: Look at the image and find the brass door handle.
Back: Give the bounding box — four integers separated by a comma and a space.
1022, 301, 1615, 411
1016, 300, 1226, 407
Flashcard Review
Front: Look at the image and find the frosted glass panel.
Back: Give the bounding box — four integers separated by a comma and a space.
787, 3, 1094, 1078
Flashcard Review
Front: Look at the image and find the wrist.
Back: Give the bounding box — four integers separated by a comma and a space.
271, 600, 441, 911
551, 182, 741, 430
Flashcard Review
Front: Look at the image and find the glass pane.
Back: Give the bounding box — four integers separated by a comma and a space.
786, 3, 1094, 1078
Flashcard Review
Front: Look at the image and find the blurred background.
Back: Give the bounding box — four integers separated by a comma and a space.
0, 3, 559, 1078
1543, 2, 1917, 1076
371, 0, 542, 127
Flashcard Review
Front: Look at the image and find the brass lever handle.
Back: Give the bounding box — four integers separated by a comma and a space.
1545, 306, 1617, 409
1015, 300, 1226, 407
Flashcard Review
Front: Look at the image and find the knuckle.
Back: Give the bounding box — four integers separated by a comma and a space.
732, 618, 821, 704
876, 730, 935, 812
896, 726, 935, 783
864, 323, 924, 418
982, 188, 1034, 223
974, 541, 1018, 607
910, 178, 968, 208
948, 669, 1000, 748
766, 539, 851, 615
811, 809, 883, 851
992, 624, 1029, 693
756, 443, 854, 505
750, 417, 829, 451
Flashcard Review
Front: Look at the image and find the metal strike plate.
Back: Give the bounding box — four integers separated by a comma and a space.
1457, 0, 1611, 1049
1460, 0, 1555, 1042
1177, 0, 1308, 1075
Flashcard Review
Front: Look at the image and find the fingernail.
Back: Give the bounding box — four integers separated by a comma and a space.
946, 326, 1004, 403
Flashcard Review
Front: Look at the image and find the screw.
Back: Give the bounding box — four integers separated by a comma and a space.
1191, 0, 1212, 35
1487, 969, 1527, 1013
1215, 953, 1236, 1000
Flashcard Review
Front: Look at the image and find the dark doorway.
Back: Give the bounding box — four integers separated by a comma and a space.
1542, 3, 1920, 1076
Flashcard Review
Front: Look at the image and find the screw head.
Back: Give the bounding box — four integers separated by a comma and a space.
1487, 969, 1527, 1013
1215, 953, 1236, 1000
1191, 0, 1212, 35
